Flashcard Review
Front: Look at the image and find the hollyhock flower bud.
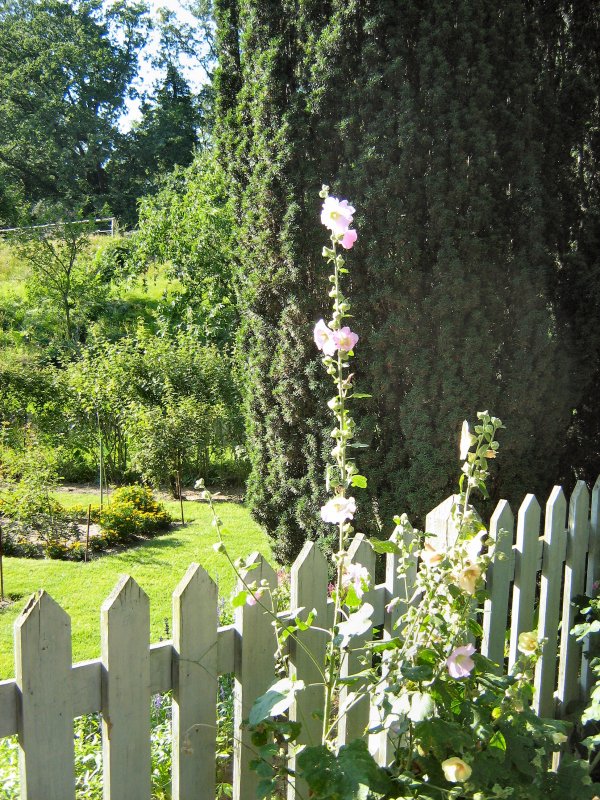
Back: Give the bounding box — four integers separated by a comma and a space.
321, 196, 355, 235
314, 319, 337, 356
320, 495, 357, 524
441, 756, 472, 783
459, 420, 472, 460
332, 327, 359, 352
340, 229, 357, 249
246, 588, 264, 607
446, 643, 476, 679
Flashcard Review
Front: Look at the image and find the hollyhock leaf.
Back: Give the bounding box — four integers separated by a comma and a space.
232, 590, 247, 608
401, 663, 434, 682
369, 538, 401, 554
248, 678, 305, 725
351, 474, 367, 488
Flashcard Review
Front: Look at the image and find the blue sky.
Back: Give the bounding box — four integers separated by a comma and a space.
121, 0, 207, 130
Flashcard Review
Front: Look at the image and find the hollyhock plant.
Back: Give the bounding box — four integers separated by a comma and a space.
320, 195, 355, 235
314, 318, 336, 356
441, 756, 473, 783
320, 495, 356, 524
446, 643, 476, 679
341, 561, 369, 599
332, 326, 359, 352
205, 192, 598, 800
340, 228, 357, 249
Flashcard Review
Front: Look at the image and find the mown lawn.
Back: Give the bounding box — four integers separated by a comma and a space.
0, 493, 272, 679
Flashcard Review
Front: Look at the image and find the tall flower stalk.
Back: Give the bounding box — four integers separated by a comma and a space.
315, 185, 367, 745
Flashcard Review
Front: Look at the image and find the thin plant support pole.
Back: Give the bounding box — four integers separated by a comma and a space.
0, 522, 4, 602
85, 504, 91, 563
177, 470, 185, 525
97, 412, 104, 509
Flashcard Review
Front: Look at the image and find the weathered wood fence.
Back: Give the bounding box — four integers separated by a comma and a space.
0, 477, 599, 799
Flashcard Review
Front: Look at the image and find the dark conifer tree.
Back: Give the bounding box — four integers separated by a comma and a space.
216, 0, 597, 561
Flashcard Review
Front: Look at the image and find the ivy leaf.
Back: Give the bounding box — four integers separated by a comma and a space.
248, 678, 305, 725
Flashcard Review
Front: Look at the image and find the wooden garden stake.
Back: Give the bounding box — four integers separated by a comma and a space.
177, 470, 184, 525
0, 521, 4, 602
85, 504, 91, 562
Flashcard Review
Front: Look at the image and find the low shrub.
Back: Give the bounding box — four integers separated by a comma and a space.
97, 486, 171, 545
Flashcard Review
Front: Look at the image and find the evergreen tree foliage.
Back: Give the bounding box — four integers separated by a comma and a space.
216, 1, 599, 561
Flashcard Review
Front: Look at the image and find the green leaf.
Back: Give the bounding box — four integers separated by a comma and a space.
336, 603, 373, 647
401, 663, 434, 682
232, 590, 247, 608
351, 393, 372, 399
351, 474, 367, 488
369, 537, 401, 554
488, 729, 507, 752
248, 678, 305, 725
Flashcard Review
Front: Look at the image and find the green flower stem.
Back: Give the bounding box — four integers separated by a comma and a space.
204, 489, 327, 684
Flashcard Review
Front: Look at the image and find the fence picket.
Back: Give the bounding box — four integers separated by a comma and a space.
534, 487, 567, 717
233, 553, 277, 800
508, 495, 541, 670
371, 522, 418, 765
557, 481, 590, 714
15, 591, 74, 800
287, 542, 329, 799
101, 576, 151, 800
172, 563, 218, 800
338, 534, 376, 747
482, 500, 514, 669
583, 476, 600, 695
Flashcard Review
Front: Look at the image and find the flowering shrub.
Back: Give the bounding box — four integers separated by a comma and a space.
97, 486, 171, 545
204, 189, 600, 800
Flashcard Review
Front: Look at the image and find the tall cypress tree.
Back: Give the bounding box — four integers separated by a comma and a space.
216, 1, 595, 561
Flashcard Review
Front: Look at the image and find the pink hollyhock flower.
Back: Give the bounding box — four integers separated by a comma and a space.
340, 229, 357, 249
342, 561, 370, 598
320, 495, 357, 524
321, 196, 355, 235
314, 319, 337, 356
246, 588, 264, 607
446, 643, 476, 679
332, 327, 359, 352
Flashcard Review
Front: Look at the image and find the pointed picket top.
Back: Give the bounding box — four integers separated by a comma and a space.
101, 573, 149, 618
534, 486, 567, 716
425, 495, 460, 549
569, 479, 591, 551
482, 500, 514, 668
15, 590, 75, 800
291, 540, 328, 593
172, 563, 218, 800
588, 475, 600, 598
508, 494, 541, 669
101, 574, 151, 800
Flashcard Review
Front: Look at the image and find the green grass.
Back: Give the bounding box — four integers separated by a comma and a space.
0, 493, 272, 679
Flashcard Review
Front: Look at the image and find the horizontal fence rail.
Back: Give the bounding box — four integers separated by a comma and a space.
0, 476, 598, 799
0, 217, 116, 237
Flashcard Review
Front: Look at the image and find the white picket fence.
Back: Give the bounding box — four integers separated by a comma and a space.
0, 476, 599, 800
